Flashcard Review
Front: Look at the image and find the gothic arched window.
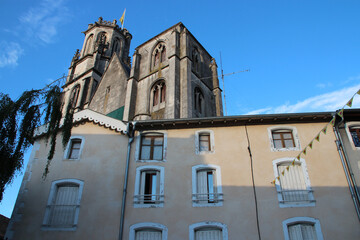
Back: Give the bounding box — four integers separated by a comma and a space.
152, 81, 166, 107
112, 38, 122, 56
152, 43, 166, 69
192, 48, 200, 73
84, 34, 94, 55
194, 87, 204, 115
70, 85, 80, 108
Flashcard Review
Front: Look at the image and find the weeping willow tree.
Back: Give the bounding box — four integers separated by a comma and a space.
0, 80, 74, 201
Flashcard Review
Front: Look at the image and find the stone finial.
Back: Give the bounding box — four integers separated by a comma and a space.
98, 17, 103, 24
112, 19, 117, 25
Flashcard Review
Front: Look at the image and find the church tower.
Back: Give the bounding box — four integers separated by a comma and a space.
123, 22, 223, 121
62, 17, 132, 117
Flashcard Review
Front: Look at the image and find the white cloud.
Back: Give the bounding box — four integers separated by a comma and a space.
316, 82, 333, 89
245, 84, 360, 115
0, 42, 24, 68
19, 0, 69, 44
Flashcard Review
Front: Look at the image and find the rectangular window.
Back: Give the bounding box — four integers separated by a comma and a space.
199, 133, 211, 152
278, 163, 310, 203
350, 128, 360, 147
140, 171, 160, 204
135, 229, 162, 240
288, 223, 317, 240
195, 228, 222, 240
47, 184, 79, 227
140, 134, 164, 160
197, 170, 217, 203
68, 139, 82, 159
272, 130, 295, 149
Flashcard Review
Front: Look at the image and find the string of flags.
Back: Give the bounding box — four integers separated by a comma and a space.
271, 88, 360, 185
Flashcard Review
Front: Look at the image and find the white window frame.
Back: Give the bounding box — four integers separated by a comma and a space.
129, 222, 168, 240
63, 136, 85, 160
42, 179, 84, 231
345, 122, 360, 150
268, 126, 300, 152
273, 158, 315, 208
195, 130, 215, 155
135, 131, 167, 162
283, 217, 323, 240
192, 165, 223, 207
189, 221, 228, 240
134, 166, 165, 208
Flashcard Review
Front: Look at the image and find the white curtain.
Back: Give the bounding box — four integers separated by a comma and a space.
50, 185, 78, 226
135, 230, 162, 240
278, 163, 308, 202
195, 228, 222, 240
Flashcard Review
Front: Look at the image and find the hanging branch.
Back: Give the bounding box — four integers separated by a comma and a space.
0, 76, 73, 201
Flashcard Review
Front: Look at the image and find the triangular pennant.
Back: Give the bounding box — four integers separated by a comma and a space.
322, 126, 327, 135
346, 97, 354, 107
296, 155, 301, 160
337, 109, 344, 119
357, 89, 360, 95
291, 160, 295, 166
277, 176, 280, 181
271, 180, 276, 185
309, 141, 313, 149
330, 117, 335, 126
281, 171, 285, 176
302, 148, 307, 155
286, 166, 290, 171
315, 134, 320, 142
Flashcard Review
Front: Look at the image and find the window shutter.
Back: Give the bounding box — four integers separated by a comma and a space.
135, 229, 162, 240
278, 163, 308, 202
50, 185, 78, 226
195, 228, 222, 240
288, 223, 317, 240
197, 170, 208, 201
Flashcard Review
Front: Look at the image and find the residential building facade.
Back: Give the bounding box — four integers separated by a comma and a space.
5, 18, 360, 240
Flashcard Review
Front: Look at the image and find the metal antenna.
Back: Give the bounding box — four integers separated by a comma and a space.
220, 52, 249, 116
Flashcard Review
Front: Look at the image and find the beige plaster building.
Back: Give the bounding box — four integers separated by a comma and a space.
5, 18, 360, 240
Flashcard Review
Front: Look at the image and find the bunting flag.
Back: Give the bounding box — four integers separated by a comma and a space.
346, 97, 354, 107
302, 148, 307, 155
322, 126, 327, 135
119, 9, 126, 27
330, 117, 335, 126
271, 88, 360, 184
337, 108, 344, 119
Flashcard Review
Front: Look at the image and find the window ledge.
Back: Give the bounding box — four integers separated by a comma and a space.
196, 150, 215, 155
41, 226, 77, 231
279, 202, 315, 208
136, 159, 166, 163
134, 203, 164, 208
192, 202, 223, 207
271, 147, 300, 152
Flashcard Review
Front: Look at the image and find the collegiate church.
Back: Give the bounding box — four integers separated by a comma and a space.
5, 18, 360, 240
64, 17, 223, 121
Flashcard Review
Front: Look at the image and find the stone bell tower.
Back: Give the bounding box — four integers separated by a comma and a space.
62, 17, 132, 116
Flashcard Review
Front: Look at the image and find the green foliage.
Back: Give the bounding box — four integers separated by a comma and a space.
0, 84, 73, 201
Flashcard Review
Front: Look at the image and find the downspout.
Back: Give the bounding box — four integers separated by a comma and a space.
333, 118, 360, 220
119, 121, 137, 240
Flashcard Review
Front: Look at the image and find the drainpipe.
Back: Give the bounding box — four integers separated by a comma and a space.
333, 118, 360, 220
119, 122, 136, 240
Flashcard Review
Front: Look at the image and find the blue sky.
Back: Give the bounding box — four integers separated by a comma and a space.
1, 0, 360, 217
